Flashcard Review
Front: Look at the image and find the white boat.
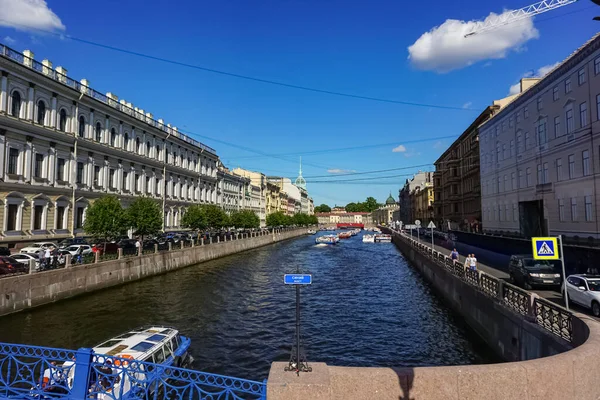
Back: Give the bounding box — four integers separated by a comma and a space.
316, 235, 337, 245
374, 234, 392, 243
307, 229, 316, 235
362, 234, 375, 243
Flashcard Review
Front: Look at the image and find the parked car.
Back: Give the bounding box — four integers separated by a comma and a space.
508, 254, 562, 289
562, 275, 600, 316
0, 256, 28, 275
58, 238, 89, 249
0, 247, 11, 256
142, 239, 158, 250
63, 245, 93, 256
11, 253, 40, 269
20, 242, 57, 255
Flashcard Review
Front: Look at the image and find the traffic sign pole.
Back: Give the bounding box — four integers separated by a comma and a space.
559, 235, 569, 311
431, 225, 434, 252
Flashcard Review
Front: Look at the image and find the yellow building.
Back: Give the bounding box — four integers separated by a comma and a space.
414, 183, 434, 223
265, 181, 281, 215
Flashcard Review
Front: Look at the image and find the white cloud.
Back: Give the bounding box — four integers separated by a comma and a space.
462, 102, 472, 109
327, 168, 356, 174
3, 36, 15, 45
0, 0, 65, 32
509, 82, 521, 95
508, 62, 559, 95
408, 11, 538, 73
392, 145, 406, 153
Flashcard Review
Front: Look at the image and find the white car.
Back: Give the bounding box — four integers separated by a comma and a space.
63, 245, 93, 256
562, 275, 600, 316
20, 242, 57, 255
11, 253, 40, 268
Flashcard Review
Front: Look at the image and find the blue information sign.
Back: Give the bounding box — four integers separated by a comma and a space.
284, 274, 312, 285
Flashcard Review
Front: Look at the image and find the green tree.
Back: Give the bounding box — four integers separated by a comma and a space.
83, 195, 128, 252
293, 213, 311, 226
127, 197, 162, 243
181, 205, 207, 231
314, 204, 331, 213
364, 196, 380, 212
308, 215, 319, 225
230, 210, 260, 229
266, 211, 287, 227
345, 202, 358, 212
203, 205, 229, 229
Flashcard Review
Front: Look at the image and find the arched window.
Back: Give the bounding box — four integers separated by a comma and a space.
156, 145, 160, 160
59, 109, 67, 132
36, 100, 46, 125
10, 91, 21, 117
78, 116, 85, 138
173, 152, 177, 165
136, 138, 141, 153
110, 128, 116, 147
124, 133, 129, 150
95, 122, 102, 142
146, 141, 151, 156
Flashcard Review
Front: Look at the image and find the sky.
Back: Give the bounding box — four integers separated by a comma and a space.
0, 0, 598, 207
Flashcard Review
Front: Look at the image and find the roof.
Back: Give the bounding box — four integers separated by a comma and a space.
93, 326, 178, 360
385, 194, 396, 205
315, 212, 370, 216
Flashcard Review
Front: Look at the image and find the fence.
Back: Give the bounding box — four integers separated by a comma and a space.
0, 342, 266, 400
395, 232, 574, 343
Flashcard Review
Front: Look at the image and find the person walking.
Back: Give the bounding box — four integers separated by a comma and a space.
43, 247, 51, 269
464, 253, 472, 271
449, 248, 459, 263
469, 253, 478, 271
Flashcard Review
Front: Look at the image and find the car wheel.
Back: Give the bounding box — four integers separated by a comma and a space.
592, 301, 600, 318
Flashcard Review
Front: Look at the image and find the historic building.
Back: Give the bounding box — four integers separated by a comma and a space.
217, 163, 248, 215
433, 105, 503, 232
371, 194, 399, 225
480, 34, 600, 239
316, 212, 371, 226
399, 172, 432, 225
414, 182, 434, 223
232, 168, 267, 227
0, 44, 220, 244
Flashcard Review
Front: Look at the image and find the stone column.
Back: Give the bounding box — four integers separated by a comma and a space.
117, 160, 123, 193
24, 138, 32, 181
104, 115, 110, 144
201, 238, 204, 246
0, 132, 6, 179
71, 102, 77, 134
87, 156, 94, 188
154, 244, 158, 254
88, 109, 94, 139
47, 144, 56, 185
118, 248, 123, 259
50, 94, 57, 129
119, 122, 124, 149
180, 241, 184, 250
168, 242, 172, 252
103, 157, 109, 191
0, 72, 8, 112
27, 84, 34, 121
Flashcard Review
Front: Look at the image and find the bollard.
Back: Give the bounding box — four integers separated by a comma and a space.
168, 242, 172, 252
118, 248, 123, 260
65, 254, 71, 268
201, 238, 204, 246
192, 239, 195, 247
155, 243, 159, 253
217, 236, 220, 243
209, 236, 212, 244
29, 259, 35, 274
181, 240, 184, 249
138, 245, 142, 257
95, 251, 99, 264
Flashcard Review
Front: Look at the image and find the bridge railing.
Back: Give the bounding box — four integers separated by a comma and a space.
394, 231, 573, 343
0, 343, 266, 400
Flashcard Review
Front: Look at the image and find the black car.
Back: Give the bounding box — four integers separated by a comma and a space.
0, 247, 11, 256
58, 238, 89, 248
508, 254, 562, 289
0, 256, 27, 275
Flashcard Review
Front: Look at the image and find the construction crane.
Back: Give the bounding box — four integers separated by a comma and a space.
465, 0, 580, 37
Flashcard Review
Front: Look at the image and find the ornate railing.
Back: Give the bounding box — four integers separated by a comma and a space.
0, 343, 266, 400
394, 230, 573, 343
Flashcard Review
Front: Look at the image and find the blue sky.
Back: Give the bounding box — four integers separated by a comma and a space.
0, 0, 598, 206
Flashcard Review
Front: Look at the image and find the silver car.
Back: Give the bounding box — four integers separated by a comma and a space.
562, 275, 600, 316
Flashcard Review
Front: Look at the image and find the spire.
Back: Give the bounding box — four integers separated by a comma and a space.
299, 156, 302, 176
295, 156, 306, 190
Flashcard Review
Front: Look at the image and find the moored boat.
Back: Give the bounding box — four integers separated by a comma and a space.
374, 234, 392, 243
307, 229, 316, 235
362, 234, 375, 243
338, 232, 352, 239
316, 235, 337, 245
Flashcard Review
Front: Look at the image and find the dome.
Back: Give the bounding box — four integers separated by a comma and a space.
385, 193, 396, 205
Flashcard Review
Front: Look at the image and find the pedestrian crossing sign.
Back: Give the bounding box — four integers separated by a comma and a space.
532, 237, 559, 260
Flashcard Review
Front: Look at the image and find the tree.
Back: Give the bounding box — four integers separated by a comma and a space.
345, 202, 359, 212
203, 205, 229, 230
293, 213, 311, 226
83, 195, 128, 252
127, 197, 162, 243
230, 210, 260, 229
266, 211, 287, 227
364, 196, 380, 212
181, 205, 207, 231
314, 204, 331, 213
308, 215, 319, 225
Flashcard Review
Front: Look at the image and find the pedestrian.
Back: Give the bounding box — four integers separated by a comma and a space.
43, 247, 51, 268
76, 245, 84, 264
470, 253, 478, 271
464, 253, 472, 270
135, 238, 141, 254
449, 248, 459, 262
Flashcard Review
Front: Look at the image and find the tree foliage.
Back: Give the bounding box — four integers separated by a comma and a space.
267, 212, 317, 227
314, 203, 331, 213
343, 197, 381, 213
203, 205, 230, 230
230, 210, 260, 229
181, 205, 207, 231
266, 211, 288, 227
83, 195, 128, 249
127, 197, 162, 241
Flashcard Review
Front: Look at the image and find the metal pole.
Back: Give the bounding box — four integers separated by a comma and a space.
417, 227, 420, 243
431, 226, 434, 253
295, 284, 300, 373
559, 235, 569, 311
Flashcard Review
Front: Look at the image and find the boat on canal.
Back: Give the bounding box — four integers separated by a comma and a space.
338, 232, 352, 239
374, 234, 392, 243
307, 229, 316, 235
362, 234, 375, 243
316, 235, 337, 245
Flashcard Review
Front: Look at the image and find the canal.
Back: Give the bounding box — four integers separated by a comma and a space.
0, 231, 495, 381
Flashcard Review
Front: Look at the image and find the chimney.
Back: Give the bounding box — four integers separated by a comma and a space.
80, 79, 90, 95
42, 59, 53, 76
55, 66, 67, 83
22, 50, 34, 67
520, 78, 540, 93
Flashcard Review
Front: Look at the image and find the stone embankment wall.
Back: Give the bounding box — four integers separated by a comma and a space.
0, 229, 305, 317
266, 229, 600, 400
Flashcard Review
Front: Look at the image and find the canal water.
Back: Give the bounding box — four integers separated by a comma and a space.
0, 232, 495, 381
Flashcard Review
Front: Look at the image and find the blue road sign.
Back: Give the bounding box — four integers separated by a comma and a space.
532, 237, 559, 260
284, 274, 312, 285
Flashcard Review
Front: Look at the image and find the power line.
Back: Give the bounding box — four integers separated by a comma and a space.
0, 20, 476, 112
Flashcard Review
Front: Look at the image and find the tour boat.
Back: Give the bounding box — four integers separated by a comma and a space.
316, 235, 337, 245
61, 326, 192, 398
338, 232, 352, 239
307, 229, 316, 235
362, 234, 375, 243
374, 234, 392, 243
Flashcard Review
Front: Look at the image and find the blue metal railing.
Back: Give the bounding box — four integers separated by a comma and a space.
0, 342, 266, 399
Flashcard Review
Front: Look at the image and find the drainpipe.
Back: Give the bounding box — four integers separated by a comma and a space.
162, 132, 172, 232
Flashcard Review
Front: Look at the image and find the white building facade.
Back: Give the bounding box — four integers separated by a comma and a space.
217, 166, 248, 215
0, 44, 220, 243
232, 168, 266, 227
479, 34, 600, 239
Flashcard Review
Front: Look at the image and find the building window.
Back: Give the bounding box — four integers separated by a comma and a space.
56, 206, 65, 230
516, 132, 522, 154
597, 95, 600, 122
75, 207, 84, 229
553, 87, 559, 101
496, 144, 501, 162
586, 196, 593, 221
543, 162, 548, 184
509, 117, 513, 127
109, 169, 115, 189
511, 172, 516, 190
583, 150, 590, 176
146, 141, 151, 157
554, 116, 561, 137
559, 199, 565, 222
123, 171, 129, 191
537, 164, 542, 184
110, 128, 116, 147
525, 132, 530, 149
556, 159, 563, 181
513, 204, 518, 221
524, 106, 529, 119
516, 112, 521, 123
135, 174, 141, 192
10, 91, 21, 117
124, 133, 129, 150
93, 165, 100, 186
503, 144, 508, 160
6, 204, 18, 231
7, 148, 19, 175
526, 167, 532, 187
578, 69, 586, 85
596, 57, 600, 75
78, 116, 85, 137
565, 78, 571, 93
580, 102, 588, 127
536, 120, 547, 145
76, 162, 84, 184
136, 138, 141, 154
537, 97, 542, 111
518, 169, 523, 188
568, 154, 575, 178
57, 158, 65, 181
146, 176, 151, 194
571, 197, 577, 221
36, 100, 46, 125
503, 175, 508, 192
33, 205, 44, 230
34, 153, 43, 178
95, 122, 102, 142
566, 109, 574, 134
59, 109, 67, 131
510, 140, 515, 157
156, 145, 161, 160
